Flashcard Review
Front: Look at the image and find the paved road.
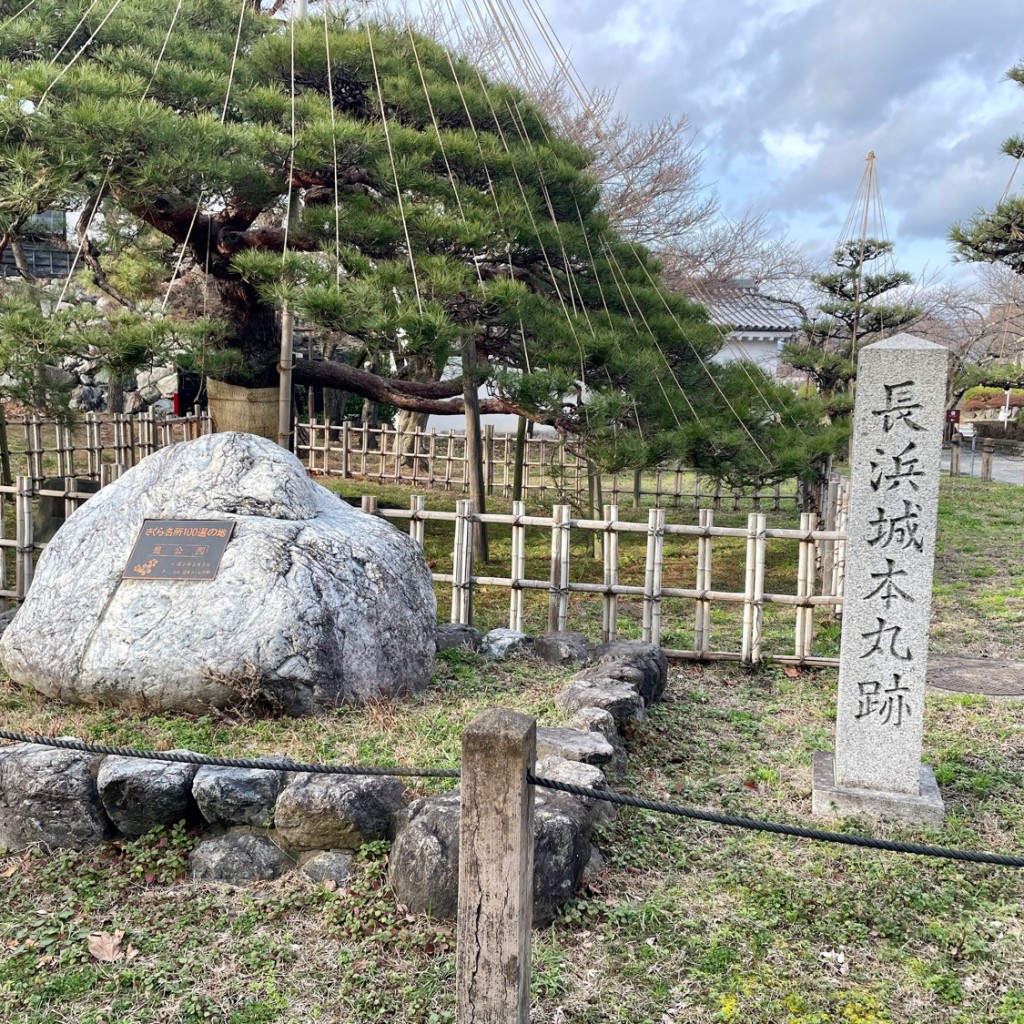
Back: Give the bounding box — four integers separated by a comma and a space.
940, 446, 1024, 486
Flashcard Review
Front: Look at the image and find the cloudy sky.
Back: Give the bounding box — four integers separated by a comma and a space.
528, 0, 1023, 283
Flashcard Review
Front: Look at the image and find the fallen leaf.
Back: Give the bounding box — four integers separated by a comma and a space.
87, 930, 124, 962
783, 667, 801, 679
125, 945, 140, 961
323, 879, 338, 892
0, 864, 18, 878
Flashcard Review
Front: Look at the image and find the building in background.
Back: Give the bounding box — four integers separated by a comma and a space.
703, 279, 800, 377
1, 211, 73, 280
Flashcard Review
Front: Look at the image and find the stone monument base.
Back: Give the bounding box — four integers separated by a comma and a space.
811, 752, 944, 826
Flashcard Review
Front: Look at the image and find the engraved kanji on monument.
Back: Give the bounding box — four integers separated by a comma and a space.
812, 334, 947, 825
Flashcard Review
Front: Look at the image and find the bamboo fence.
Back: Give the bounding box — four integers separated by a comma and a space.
293, 418, 805, 512
0, 411, 850, 665
1, 479, 849, 666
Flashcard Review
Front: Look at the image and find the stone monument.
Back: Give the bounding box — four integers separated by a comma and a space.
0, 432, 437, 714
812, 334, 947, 824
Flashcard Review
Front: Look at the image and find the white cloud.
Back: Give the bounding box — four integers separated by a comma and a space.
761, 126, 828, 172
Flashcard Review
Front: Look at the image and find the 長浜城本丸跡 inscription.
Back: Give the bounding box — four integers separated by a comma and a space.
813, 335, 948, 823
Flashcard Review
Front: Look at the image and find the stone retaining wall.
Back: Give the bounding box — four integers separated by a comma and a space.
0, 633, 667, 924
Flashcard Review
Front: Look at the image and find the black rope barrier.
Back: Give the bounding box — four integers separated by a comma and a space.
0, 730, 461, 779
2, 730, 1022, 867
528, 774, 1024, 868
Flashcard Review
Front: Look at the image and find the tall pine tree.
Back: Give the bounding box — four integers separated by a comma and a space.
0, 0, 842, 483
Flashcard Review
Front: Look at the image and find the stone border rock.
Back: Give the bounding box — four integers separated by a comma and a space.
0, 632, 668, 923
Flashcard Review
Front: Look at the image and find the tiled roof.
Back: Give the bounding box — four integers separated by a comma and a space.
704, 282, 799, 333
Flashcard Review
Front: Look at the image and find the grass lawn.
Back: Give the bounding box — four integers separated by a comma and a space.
0, 477, 1022, 1022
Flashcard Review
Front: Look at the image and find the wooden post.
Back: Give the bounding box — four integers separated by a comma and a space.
980, 440, 994, 482
456, 709, 535, 1024
949, 433, 960, 477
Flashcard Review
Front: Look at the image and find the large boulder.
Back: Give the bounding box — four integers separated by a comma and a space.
0, 432, 437, 714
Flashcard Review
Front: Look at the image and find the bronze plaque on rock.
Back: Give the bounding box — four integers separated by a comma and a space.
122, 520, 235, 581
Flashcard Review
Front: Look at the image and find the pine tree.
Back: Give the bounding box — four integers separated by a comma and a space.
0, 0, 841, 483
782, 239, 922, 413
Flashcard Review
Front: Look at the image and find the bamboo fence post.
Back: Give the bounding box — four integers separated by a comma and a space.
409, 494, 426, 548
732, 484, 741, 512
427, 430, 437, 489
773, 481, 782, 513
693, 471, 701, 511
0, 487, 9, 598
360, 495, 378, 516
483, 424, 495, 497
712, 480, 722, 512
601, 504, 619, 643
694, 508, 713, 657
444, 433, 454, 491
359, 423, 368, 478
410, 429, 423, 487
641, 507, 665, 645
127, 414, 137, 467
28, 416, 44, 485
55, 422, 72, 479
794, 512, 815, 661
832, 483, 849, 615
451, 498, 474, 625
547, 504, 571, 633
341, 422, 351, 479
740, 512, 767, 666
393, 426, 403, 485
501, 432, 512, 498
818, 473, 839, 591
86, 413, 100, 478
509, 500, 526, 632
455, 709, 535, 1024
15, 476, 33, 599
